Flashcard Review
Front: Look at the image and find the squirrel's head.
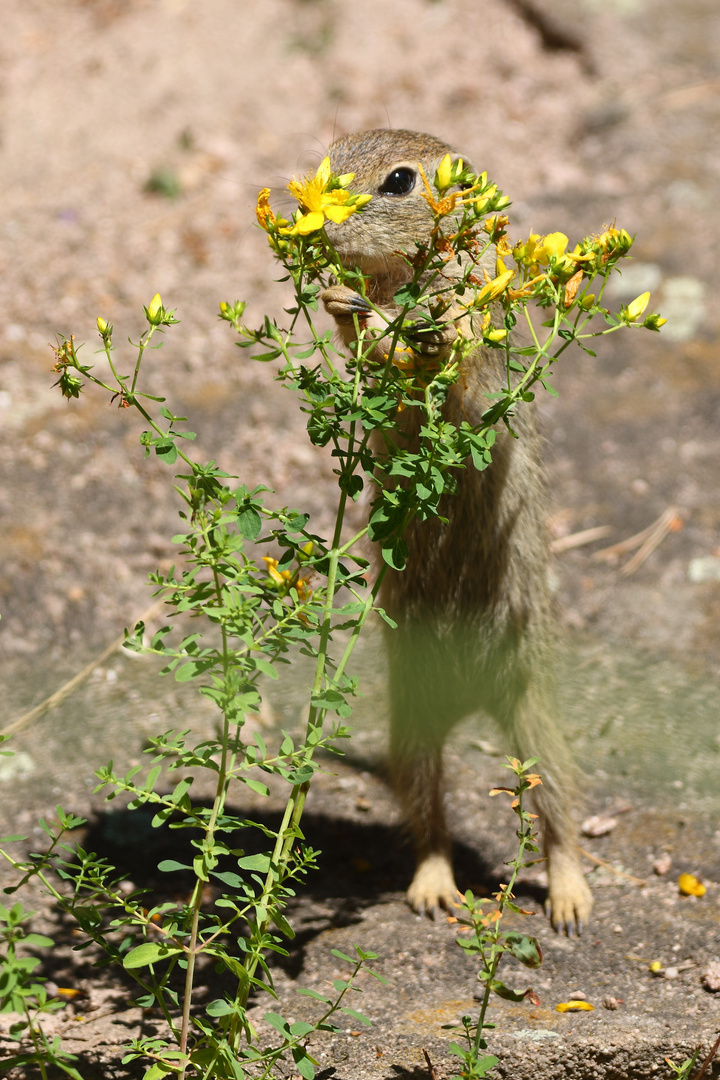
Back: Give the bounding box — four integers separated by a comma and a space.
325, 129, 474, 278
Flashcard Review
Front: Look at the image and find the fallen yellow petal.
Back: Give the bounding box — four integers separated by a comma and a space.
556, 1001, 594, 1013
678, 873, 706, 897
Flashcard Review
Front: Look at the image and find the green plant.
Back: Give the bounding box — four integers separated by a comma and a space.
1, 152, 660, 1078
443, 759, 544, 1080
666, 1032, 720, 1080
0, 897, 82, 1079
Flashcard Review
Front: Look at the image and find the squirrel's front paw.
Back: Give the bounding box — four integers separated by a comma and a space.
320, 285, 372, 326
403, 318, 457, 359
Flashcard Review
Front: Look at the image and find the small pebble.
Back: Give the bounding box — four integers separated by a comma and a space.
701, 960, 720, 992
653, 853, 672, 876
582, 814, 618, 837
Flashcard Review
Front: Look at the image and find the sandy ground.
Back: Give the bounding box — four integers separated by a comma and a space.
1, 0, 720, 1076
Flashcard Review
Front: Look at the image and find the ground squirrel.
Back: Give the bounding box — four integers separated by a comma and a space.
320, 128, 592, 933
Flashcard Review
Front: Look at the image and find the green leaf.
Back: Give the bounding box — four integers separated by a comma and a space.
296, 988, 333, 1005
330, 948, 356, 964
236, 853, 271, 872
271, 909, 295, 939
486, 978, 527, 1002
292, 1047, 316, 1079
237, 506, 262, 540
503, 931, 542, 968
22, 933, 54, 949
393, 281, 423, 306
123, 942, 182, 970
206, 998, 235, 1017
381, 538, 408, 571
143, 765, 162, 792
243, 778, 270, 796
286, 765, 315, 783
253, 658, 278, 680
340, 1006, 372, 1027
289, 1021, 315, 1038
143, 1064, 175, 1080
264, 1011, 290, 1035
157, 860, 192, 874
154, 438, 178, 464
210, 870, 244, 889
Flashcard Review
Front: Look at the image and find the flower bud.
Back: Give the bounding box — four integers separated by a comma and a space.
643, 313, 667, 331
474, 269, 514, 307
147, 293, 163, 325
435, 153, 453, 192
97, 316, 108, 334
625, 291, 650, 322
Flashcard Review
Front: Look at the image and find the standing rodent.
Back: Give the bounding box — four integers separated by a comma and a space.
320, 128, 592, 933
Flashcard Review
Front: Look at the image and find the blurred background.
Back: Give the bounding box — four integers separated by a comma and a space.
1, 0, 719, 867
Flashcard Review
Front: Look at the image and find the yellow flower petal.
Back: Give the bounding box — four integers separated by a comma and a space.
474, 269, 514, 307
283, 210, 326, 236
678, 873, 706, 897
146, 293, 163, 324
256, 187, 276, 230
556, 1001, 594, 1012
626, 291, 650, 321
534, 232, 569, 264
316, 156, 332, 187
324, 203, 357, 224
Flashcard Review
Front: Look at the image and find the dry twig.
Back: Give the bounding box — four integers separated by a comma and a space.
592, 507, 684, 576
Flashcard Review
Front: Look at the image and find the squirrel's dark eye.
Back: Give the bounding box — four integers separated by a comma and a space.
378, 167, 416, 196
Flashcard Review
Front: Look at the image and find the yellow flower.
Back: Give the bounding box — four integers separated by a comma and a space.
262, 555, 291, 587
595, 225, 633, 255
262, 555, 313, 603
533, 232, 569, 264
282, 156, 371, 236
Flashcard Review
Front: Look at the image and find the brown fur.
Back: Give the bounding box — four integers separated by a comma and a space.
320, 129, 592, 932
